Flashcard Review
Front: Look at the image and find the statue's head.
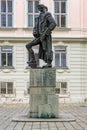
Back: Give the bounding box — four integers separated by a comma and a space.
37, 4, 48, 12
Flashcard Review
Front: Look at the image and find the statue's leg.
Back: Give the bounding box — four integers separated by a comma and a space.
26, 38, 40, 68
28, 48, 35, 61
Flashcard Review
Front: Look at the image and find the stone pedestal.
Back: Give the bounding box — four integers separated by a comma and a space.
29, 68, 58, 118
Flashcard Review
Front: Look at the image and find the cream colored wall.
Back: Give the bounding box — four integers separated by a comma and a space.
0, 40, 87, 103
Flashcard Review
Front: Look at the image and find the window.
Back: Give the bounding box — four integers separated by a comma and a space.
0, 82, 13, 94
54, 0, 67, 27
27, 0, 39, 27
0, 46, 13, 67
55, 46, 67, 67
0, 0, 13, 27
56, 82, 67, 94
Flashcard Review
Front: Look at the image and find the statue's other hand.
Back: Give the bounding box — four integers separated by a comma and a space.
33, 32, 39, 38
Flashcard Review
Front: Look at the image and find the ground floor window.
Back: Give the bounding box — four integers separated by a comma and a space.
56, 82, 67, 94
0, 46, 13, 67
0, 82, 13, 94
55, 46, 67, 67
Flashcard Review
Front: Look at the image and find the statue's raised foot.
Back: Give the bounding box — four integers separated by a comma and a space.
42, 64, 52, 68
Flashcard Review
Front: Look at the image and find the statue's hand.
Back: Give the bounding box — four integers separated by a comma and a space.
40, 34, 45, 41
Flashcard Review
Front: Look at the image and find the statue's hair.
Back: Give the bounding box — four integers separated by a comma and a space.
37, 4, 48, 11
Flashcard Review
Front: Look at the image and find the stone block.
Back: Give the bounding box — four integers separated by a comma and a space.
30, 68, 56, 87
30, 87, 55, 95
48, 94, 59, 118
38, 104, 52, 118
29, 94, 48, 118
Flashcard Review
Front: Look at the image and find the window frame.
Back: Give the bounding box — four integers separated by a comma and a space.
0, 46, 13, 68
27, 0, 39, 28
0, 0, 13, 28
0, 82, 13, 94
55, 46, 67, 68
54, 0, 67, 28
56, 82, 68, 95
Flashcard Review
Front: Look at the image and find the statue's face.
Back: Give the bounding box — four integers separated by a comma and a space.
38, 6, 46, 13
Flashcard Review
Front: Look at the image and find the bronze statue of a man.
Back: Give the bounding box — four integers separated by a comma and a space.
26, 4, 56, 68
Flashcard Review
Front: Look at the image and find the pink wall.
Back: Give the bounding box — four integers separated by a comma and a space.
0, 0, 87, 38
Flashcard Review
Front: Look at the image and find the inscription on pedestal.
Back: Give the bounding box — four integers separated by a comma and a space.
30, 69, 56, 87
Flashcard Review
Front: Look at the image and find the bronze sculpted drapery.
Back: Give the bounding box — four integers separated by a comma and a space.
26, 4, 56, 68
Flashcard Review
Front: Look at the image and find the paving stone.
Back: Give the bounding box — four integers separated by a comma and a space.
0, 103, 87, 130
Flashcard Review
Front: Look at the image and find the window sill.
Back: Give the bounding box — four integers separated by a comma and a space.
0, 27, 17, 31
54, 27, 71, 31
24, 94, 29, 97
0, 66, 16, 73
55, 67, 70, 73
0, 66, 15, 69
54, 66, 69, 69
56, 94, 70, 98
0, 94, 16, 98
23, 27, 33, 31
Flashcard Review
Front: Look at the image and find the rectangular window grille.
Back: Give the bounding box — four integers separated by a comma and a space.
55, 46, 67, 67
0, 46, 13, 67
54, 0, 67, 27
27, 0, 39, 27
0, 0, 13, 27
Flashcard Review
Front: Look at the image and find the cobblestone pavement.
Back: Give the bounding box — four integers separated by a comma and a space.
0, 103, 87, 130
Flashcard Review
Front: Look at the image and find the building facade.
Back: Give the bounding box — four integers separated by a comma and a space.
0, 0, 87, 103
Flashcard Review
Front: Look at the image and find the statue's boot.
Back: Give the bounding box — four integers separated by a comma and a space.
27, 48, 37, 68
42, 60, 52, 68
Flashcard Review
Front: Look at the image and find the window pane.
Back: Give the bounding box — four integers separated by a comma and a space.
35, 15, 39, 18
7, 53, 12, 66
35, 1, 39, 13
28, 15, 33, 27
61, 2, 66, 13
55, 15, 59, 26
55, 53, 60, 67
8, 14, 12, 27
7, 1, 12, 12
1, 14, 6, 27
61, 82, 67, 94
61, 53, 66, 67
28, 1, 33, 13
61, 15, 66, 27
1, 1, 6, 12
1, 53, 6, 66
55, 88, 60, 94
1, 82, 6, 94
55, 1, 59, 13
7, 82, 13, 94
